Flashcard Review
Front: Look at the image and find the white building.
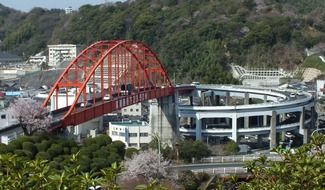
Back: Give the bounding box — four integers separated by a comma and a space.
108, 120, 151, 149
316, 80, 325, 97
0, 108, 22, 144
65, 6, 73, 14
28, 55, 47, 66
231, 64, 291, 87
48, 44, 80, 67
0, 109, 17, 129
122, 103, 143, 116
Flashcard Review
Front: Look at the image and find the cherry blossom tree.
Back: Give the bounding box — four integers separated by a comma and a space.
122, 149, 171, 181
9, 98, 52, 136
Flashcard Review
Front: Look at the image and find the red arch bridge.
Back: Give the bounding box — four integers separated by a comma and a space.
43, 40, 175, 130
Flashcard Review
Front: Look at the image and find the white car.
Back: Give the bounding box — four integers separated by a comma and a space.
289, 93, 296, 98
103, 94, 110, 101
80, 102, 92, 107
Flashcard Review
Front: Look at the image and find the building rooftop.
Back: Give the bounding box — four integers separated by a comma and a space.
0, 52, 23, 63
111, 120, 148, 126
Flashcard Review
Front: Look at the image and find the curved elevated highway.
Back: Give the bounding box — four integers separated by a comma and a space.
176, 84, 315, 148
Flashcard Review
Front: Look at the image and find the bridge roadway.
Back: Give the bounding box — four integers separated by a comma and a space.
176, 84, 315, 143
50, 87, 172, 130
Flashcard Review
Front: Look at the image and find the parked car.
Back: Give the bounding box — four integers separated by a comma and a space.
80, 101, 92, 107
103, 94, 110, 101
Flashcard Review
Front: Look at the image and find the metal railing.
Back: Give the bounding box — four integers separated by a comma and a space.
200, 154, 282, 163
192, 167, 248, 174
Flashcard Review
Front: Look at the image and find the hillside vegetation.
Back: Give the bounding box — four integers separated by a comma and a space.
1, 0, 325, 83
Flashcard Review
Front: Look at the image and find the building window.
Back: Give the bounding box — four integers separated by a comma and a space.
136, 109, 139, 112
124, 109, 127, 112
130, 109, 133, 112
112, 131, 118, 136
129, 133, 137, 137
140, 143, 148, 148
119, 132, 125, 136
140, 133, 148, 137
1, 115, 6, 119
129, 143, 137, 147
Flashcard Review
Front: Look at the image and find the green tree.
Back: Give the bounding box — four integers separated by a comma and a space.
179, 140, 211, 163
239, 134, 325, 189
178, 171, 199, 190
224, 139, 239, 155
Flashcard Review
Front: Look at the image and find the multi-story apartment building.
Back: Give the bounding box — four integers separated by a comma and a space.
48, 44, 81, 67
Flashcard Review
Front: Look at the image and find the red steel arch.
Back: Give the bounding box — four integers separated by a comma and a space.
43, 40, 174, 127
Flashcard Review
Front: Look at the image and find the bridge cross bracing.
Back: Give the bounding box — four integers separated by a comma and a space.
43, 40, 174, 129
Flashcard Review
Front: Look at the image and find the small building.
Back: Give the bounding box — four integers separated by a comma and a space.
0, 108, 21, 144
64, 6, 73, 14
48, 44, 81, 67
28, 54, 47, 66
122, 103, 143, 116
108, 120, 151, 149
316, 80, 325, 97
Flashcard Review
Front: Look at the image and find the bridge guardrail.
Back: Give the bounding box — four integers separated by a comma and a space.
191, 167, 248, 174
200, 154, 282, 163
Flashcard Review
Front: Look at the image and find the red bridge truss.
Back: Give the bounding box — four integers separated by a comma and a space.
43, 40, 174, 128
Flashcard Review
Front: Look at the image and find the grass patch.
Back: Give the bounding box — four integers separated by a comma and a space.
303, 55, 325, 71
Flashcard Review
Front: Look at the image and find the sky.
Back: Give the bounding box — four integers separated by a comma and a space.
0, 0, 123, 12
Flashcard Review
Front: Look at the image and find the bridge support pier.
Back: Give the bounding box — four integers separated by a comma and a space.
150, 96, 178, 145
196, 118, 202, 141
244, 92, 249, 129
270, 110, 277, 149
299, 107, 308, 144
231, 115, 237, 142
225, 92, 230, 125
263, 95, 268, 126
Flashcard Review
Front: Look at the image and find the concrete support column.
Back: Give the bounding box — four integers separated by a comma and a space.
257, 135, 263, 146
190, 96, 193, 106
195, 118, 202, 141
263, 115, 268, 126
149, 96, 177, 146
299, 107, 307, 144
311, 106, 316, 128
263, 95, 268, 126
281, 131, 286, 141
209, 92, 216, 106
244, 92, 249, 128
270, 111, 277, 149
215, 95, 220, 106
225, 92, 231, 125
244, 92, 249, 104
231, 116, 238, 142
244, 117, 249, 129
201, 93, 205, 106
225, 92, 230, 106
175, 90, 180, 137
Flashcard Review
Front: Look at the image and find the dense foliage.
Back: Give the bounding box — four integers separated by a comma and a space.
0, 134, 125, 173
178, 139, 211, 163
238, 134, 325, 189
0, 154, 121, 190
1, 0, 325, 83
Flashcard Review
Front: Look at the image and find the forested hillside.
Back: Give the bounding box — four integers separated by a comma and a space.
1, 0, 325, 83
